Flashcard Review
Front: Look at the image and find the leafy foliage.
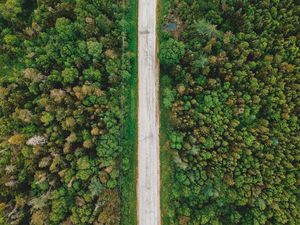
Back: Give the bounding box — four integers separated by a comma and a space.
159, 38, 185, 65
0, 0, 135, 224
160, 0, 300, 224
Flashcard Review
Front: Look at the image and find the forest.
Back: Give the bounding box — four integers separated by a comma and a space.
159, 0, 299, 224
0, 0, 137, 224
0, 0, 299, 224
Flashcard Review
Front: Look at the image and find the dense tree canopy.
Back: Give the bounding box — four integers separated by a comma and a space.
160, 0, 299, 224
0, 0, 135, 224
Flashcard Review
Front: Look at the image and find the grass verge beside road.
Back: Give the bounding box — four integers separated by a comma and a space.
120, 0, 138, 224
158, 0, 175, 224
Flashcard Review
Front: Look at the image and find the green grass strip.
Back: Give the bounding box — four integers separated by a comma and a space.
120, 0, 138, 224
158, 0, 175, 224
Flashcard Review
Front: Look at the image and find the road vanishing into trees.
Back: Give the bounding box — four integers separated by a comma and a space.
137, 0, 160, 224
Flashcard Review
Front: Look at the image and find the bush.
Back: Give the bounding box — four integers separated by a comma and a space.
159, 38, 185, 65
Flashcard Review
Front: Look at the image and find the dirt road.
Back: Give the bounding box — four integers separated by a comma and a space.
137, 0, 160, 224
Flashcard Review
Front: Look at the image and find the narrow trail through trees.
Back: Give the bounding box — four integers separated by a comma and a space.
137, 0, 160, 224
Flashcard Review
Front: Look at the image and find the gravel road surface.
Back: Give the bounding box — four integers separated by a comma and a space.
137, 0, 160, 224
